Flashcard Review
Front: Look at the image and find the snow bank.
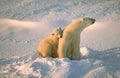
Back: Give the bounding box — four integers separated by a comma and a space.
81, 21, 120, 50
0, 0, 120, 78
0, 18, 58, 58
0, 47, 120, 78
0, 19, 39, 29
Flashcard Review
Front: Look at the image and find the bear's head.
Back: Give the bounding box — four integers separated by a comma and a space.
78, 17, 95, 29
51, 27, 63, 38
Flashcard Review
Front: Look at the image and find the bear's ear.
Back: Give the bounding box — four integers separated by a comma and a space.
78, 18, 84, 23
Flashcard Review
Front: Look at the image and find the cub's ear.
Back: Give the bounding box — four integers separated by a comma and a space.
78, 18, 84, 23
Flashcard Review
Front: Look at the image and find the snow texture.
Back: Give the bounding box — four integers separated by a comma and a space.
0, 0, 120, 78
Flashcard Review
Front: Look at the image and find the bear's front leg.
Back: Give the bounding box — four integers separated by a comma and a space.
72, 48, 81, 60
58, 39, 68, 58
72, 51, 81, 60
58, 47, 67, 58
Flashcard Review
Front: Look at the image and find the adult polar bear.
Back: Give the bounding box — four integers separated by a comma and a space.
58, 17, 95, 60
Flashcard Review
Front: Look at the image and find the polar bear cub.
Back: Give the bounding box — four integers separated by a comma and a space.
37, 27, 63, 58
58, 17, 95, 60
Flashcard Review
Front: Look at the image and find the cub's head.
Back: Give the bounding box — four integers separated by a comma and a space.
50, 27, 63, 38
77, 17, 96, 28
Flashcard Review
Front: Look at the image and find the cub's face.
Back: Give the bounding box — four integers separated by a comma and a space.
51, 27, 63, 38
78, 17, 96, 29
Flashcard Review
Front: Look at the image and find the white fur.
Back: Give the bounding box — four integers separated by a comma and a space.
58, 17, 95, 60
37, 27, 63, 58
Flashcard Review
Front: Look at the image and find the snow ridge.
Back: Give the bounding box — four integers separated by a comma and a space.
0, 0, 120, 78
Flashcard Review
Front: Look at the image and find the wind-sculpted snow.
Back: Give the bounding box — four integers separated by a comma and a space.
0, 0, 120, 78
81, 21, 120, 50
0, 47, 120, 78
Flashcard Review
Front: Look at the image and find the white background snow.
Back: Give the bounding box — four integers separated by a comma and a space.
0, 0, 120, 78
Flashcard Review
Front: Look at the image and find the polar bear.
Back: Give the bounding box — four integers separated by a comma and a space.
58, 17, 95, 60
37, 27, 63, 58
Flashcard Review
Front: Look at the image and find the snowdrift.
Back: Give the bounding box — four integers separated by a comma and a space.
0, 0, 120, 78
0, 47, 120, 78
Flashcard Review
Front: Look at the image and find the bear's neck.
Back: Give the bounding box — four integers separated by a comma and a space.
66, 23, 83, 33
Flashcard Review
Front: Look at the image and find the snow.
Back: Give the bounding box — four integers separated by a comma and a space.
0, 0, 120, 78
81, 21, 120, 50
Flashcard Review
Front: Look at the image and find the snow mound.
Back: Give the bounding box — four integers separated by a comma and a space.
0, 47, 120, 78
0, 0, 120, 78
81, 21, 120, 50
0, 19, 39, 29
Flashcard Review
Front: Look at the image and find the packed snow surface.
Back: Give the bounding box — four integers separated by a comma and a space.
0, 0, 120, 78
